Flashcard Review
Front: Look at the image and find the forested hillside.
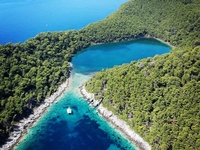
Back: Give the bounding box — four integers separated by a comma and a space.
0, 0, 200, 148
86, 46, 200, 149
83, 0, 200, 47
84, 0, 200, 149
0, 31, 91, 144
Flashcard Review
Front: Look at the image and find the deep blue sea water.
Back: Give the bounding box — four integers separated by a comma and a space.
1, 0, 171, 149
0, 0, 127, 44
14, 39, 171, 150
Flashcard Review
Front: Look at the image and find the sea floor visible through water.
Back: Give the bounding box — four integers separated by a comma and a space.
14, 72, 136, 150
1, 1, 172, 149
14, 38, 171, 150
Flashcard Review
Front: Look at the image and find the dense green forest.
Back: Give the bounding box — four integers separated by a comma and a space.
0, 0, 199, 148
86, 46, 200, 149
85, 0, 200, 149
0, 31, 91, 144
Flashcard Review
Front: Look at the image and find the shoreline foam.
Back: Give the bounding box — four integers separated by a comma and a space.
79, 85, 151, 150
0, 78, 70, 150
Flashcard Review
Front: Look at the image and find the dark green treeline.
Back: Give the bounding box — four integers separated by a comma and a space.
0, 0, 200, 148
85, 0, 200, 149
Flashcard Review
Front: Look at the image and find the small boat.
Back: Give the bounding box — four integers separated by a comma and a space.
67, 107, 72, 114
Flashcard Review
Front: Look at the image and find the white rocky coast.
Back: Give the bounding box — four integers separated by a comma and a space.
0, 78, 70, 150
79, 85, 102, 107
80, 85, 151, 150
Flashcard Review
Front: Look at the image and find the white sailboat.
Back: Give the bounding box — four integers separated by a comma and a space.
67, 107, 72, 114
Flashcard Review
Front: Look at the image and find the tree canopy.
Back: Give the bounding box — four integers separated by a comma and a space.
0, 0, 200, 149
84, 0, 200, 149
86, 46, 200, 149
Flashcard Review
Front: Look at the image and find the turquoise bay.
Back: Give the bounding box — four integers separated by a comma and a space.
1, 0, 171, 149
14, 38, 171, 150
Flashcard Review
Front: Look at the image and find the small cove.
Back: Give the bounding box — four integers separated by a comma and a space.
14, 38, 171, 150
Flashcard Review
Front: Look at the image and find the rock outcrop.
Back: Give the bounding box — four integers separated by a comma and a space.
80, 85, 151, 150
79, 85, 102, 107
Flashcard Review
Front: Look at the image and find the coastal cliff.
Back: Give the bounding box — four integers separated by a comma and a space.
79, 85, 151, 150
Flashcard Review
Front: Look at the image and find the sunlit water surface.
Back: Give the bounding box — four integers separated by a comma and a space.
0, 0, 127, 44
14, 38, 171, 150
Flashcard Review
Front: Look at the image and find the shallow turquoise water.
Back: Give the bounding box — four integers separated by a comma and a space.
1, 1, 171, 149
15, 73, 136, 150
14, 39, 171, 150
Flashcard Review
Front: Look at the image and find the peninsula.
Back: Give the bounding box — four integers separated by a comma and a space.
0, 0, 199, 149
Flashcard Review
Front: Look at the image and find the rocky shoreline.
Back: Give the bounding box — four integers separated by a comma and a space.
79, 85, 151, 150
0, 78, 70, 150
